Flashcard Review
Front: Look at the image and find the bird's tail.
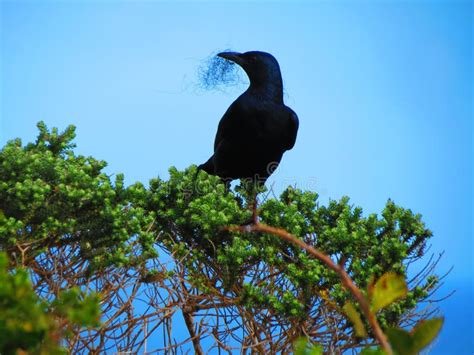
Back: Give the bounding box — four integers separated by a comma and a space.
197, 156, 215, 175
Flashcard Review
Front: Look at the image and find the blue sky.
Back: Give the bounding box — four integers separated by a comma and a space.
1, 0, 472, 352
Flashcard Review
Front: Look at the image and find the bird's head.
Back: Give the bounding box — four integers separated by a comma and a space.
217, 51, 283, 91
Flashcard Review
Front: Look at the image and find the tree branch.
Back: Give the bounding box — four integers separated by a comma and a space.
182, 306, 204, 355
227, 222, 393, 355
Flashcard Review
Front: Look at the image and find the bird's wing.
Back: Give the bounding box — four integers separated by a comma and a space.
213, 103, 240, 152
284, 108, 299, 150
214, 120, 226, 152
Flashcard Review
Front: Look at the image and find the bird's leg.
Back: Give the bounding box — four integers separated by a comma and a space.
250, 177, 264, 225
237, 178, 257, 226
251, 190, 258, 224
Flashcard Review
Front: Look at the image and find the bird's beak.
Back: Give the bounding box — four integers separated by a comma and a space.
217, 51, 244, 66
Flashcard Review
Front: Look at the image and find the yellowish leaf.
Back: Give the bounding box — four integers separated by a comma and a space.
369, 272, 408, 313
343, 302, 367, 337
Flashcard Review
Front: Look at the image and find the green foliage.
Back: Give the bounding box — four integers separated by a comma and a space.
361, 347, 387, 355
51, 288, 101, 329
0, 122, 157, 268
386, 318, 443, 354
341, 273, 442, 354
0, 123, 442, 352
0, 252, 52, 353
410, 318, 444, 351
135, 166, 437, 324
344, 273, 409, 338
0, 252, 100, 354
343, 301, 368, 337
293, 337, 323, 355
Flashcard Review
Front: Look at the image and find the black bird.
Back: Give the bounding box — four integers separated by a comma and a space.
198, 50, 299, 187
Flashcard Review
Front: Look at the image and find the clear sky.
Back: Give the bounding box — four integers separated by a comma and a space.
1, 0, 472, 352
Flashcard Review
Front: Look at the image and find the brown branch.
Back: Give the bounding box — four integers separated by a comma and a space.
178, 275, 204, 355
227, 222, 393, 355
181, 306, 204, 355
